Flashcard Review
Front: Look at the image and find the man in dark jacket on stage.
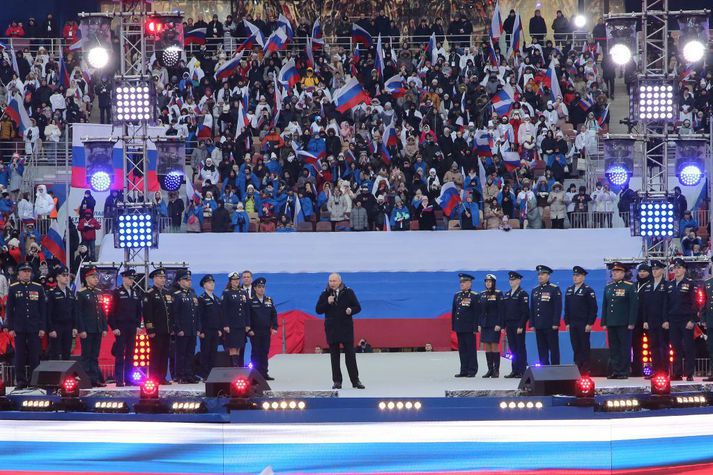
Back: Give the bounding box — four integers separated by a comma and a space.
316, 273, 365, 390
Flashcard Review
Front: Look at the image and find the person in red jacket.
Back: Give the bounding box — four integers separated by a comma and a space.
4, 21, 25, 38
62, 21, 79, 50
77, 209, 101, 260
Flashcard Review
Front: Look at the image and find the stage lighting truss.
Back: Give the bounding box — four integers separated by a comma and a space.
113, 81, 156, 124
638, 83, 675, 122
94, 400, 130, 413
498, 400, 544, 410
114, 206, 159, 250
261, 400, 307, 411
81, 15, 113, 69
631, 199, 675, 238
606, 19, 637, 66
170, 401, 208, 414
146, 15, 184, 68
597, 398, 641, 412
155, 137, 186, 192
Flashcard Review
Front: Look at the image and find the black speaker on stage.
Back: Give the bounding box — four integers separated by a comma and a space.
589, 348, 610, 377
518, 365, 581, 396
30, 360, 92, 390
204, 367, 270, 397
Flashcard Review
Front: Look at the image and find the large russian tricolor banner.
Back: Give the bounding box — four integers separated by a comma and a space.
70, 123, 161, 192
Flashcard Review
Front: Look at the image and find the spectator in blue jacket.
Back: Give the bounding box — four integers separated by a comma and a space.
231, 202, 250, 232
678, 210, 698, 238
390, 197, 411, 231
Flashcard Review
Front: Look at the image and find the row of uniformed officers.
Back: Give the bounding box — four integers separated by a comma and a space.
3, 265, 277, 388
452, 258, 711, 381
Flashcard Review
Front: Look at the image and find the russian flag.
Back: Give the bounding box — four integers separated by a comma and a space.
59, 50, 70, 89
277, 14, 294, 40
352, 24, 373, 47
383, 118, 398, 148
214, 52, 244, 81
235, 102, 249, 139
375, 34, 385, 80
333, 78, 370, 113
487, 36, 499, 67
185, 176, 202, 205
293, 194, 305, 225
243, 20, 266, 47
437, 182, 462, 218
305, 37, 315, 70
426, 32, 438, 64
264, 27, 288, 56
678, 64, 695, 82
311, 19, 324, 47
278, 59, 300, 89
350, 45, 361, 77
184, 27, 207, 45
597, 105, 609, 127
41, 222, 66, 264
502, 151, 521, 172
474, 132, 493, 157
491, 89, 513, 116
384, 74, 406, 97
4, 93, 31, 136
546, 61, 562, 102
508, 13, 522, 57
237, 33, 259, 52
577, 96, 593, 112
297, 150, 322, 172
491, 0, 504, 41
197, 113, 213, 139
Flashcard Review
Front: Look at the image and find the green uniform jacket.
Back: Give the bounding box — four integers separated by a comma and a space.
601, 280, 638, 327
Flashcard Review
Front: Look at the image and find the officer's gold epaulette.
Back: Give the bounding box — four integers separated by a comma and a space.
470, 291, 478, 295
9, 282, 19, 286
172, 289, 182, 294
623, 281, 633, 285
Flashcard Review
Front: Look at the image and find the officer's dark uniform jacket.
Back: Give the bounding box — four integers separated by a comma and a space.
171, 288, 199, 335
451, 290, 479, 332
143, 286, 172, 334
221, 289, 249, 329
667, 278, 698, 323
75, 287, 108, 333
640, 278, 668, 327
46, 286, 75, 331
479, 289, 504, 328
108, 286, 142, 329
248, 295, 278, 335
503, 287, 529, 328
530, 282, 562, 329
564, 283, 598, 326
198, 292, 223, 333
6, 281, 47, 332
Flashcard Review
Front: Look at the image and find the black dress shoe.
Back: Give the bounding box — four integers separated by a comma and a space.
606, 374, 616, 379
264, 375, 275, 381
332, 383, 342, 389
352, 381, 365, 389
686, 376, 694, 382
159, 380, 172, 385
14, 383, 27, 390
454, 373, 467, 378
115, 382, 125, 387
465, 373, 476, 378
504, 372, 518, 379
614, 375, 628, 380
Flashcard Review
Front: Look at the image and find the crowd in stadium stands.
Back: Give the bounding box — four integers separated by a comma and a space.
0, 10, 711, 248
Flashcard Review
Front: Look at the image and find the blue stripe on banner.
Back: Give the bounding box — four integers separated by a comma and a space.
3, 435, 713, 474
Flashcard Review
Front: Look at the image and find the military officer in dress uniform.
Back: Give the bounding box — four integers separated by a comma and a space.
4, 263, 47, 389
197, 274, 223, 379
248, 277, 278, 380
631, 264, 651, 377
530, 265, 562, 365
701, 258, 713, 382
75, 265, 108, 387
108, 269, 142, 386
143, 268, 172, 384
503, 271, 529, 378
450, 273, 479, 377
47, 266, 75, 360
666, 258, 698, 381
171, 270, 199, 384
601, 262, 638, 379
222, 272, 250, 367
641, 260, 669, 376
564, 266, 598, 374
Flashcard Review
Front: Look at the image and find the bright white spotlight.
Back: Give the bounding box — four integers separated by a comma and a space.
682, 40, 705, 63
574, 14, 587, 29
87, 46, 110, 69
610, 44, 632, 65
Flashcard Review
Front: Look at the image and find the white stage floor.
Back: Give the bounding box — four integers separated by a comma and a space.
29, 352, 709, 399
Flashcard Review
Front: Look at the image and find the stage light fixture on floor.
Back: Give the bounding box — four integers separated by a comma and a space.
20, 399, 55, 412
170, 401, 208, 414
597, 398, 641, 412
575, 376, 595, 398
673, 395, 708, 407
60, 377, 79, 398
651, 373, 671, 395
57, 376, 86, 412
231, 376, 251, 398
262, 400, 307, 411
498, 400, 543, 410
94, 400, 130, 413
135, 379, 167, 414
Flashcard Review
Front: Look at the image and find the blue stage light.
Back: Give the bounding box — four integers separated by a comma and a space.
638, 200, 674, 237
678, 164, 703, 186
605, 165, 630, 186
163, 171, 183, 191
90, 171, 111, 192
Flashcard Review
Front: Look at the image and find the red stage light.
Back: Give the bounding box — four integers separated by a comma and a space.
696, 287, 705, 307
98, 294, 112, 317
575, 376, 596, 398
231, 376, 251, 398
60, 377, 79, 398
651, 373, 671, 395
140, 379, 159, 399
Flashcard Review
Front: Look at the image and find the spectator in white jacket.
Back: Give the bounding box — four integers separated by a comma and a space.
590, 182, 617, 228
18, 192, 34, 223
44, 120, 62, 162
34, 184, 55, 221
199, 158, 220, 187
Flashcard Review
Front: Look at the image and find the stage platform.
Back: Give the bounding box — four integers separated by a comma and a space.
10, 352, 710, 399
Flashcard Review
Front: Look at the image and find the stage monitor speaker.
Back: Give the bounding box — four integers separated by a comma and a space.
204, 367, 270, 397
589, 349, 610, 377
30, 360, 92, 390
518, 364, 581, 396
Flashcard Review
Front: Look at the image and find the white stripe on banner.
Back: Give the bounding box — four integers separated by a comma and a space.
2, 415, 713, 445
98, 228, 641, 274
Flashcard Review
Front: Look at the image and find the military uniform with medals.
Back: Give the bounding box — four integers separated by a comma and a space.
143, 268, 173, 383
247, 278, 278, 379
601, 262, 638, 378
530, 265, 562, 365
451, 273, 480, 377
